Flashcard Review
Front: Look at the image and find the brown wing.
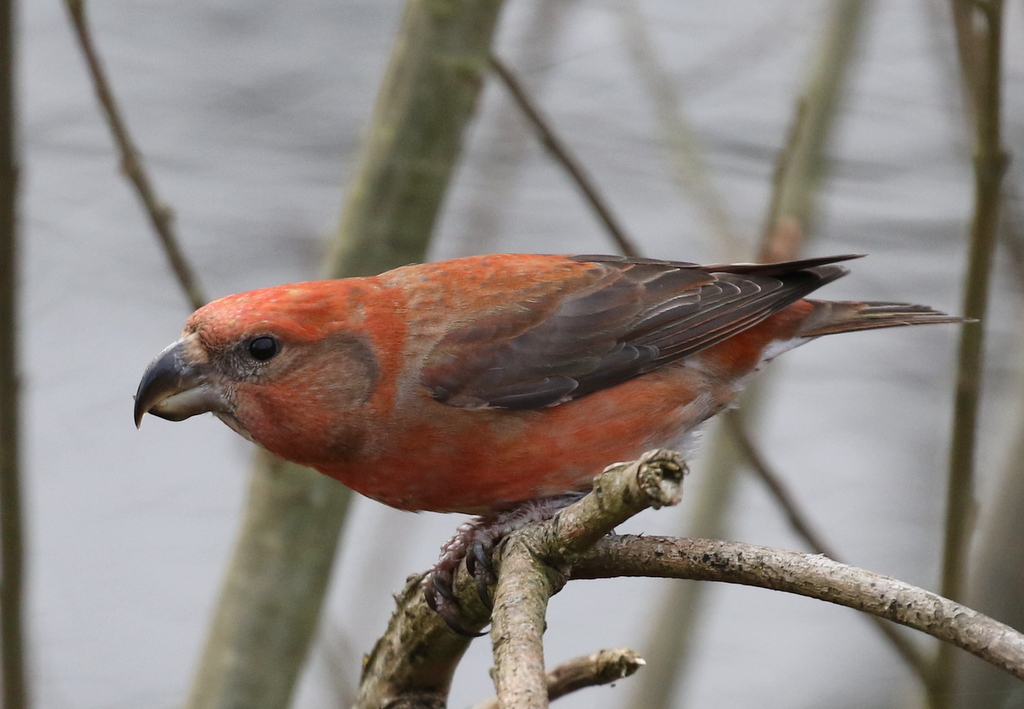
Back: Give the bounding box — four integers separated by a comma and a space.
422, 254, 860, 410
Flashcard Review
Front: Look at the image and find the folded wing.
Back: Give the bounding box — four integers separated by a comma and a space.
422, 254, 860, 410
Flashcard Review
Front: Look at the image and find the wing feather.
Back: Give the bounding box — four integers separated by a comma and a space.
422, 255, 857, 409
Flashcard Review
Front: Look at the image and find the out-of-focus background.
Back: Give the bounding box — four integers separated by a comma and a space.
19, 0, 1024, 707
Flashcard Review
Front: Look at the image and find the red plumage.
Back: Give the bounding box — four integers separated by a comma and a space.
135, 253, 959, 513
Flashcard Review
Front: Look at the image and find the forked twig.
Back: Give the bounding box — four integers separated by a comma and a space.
356, 451, 1024, 708
490, 450, 684, 708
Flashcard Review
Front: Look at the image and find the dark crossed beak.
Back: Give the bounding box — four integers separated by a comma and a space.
134, 336, 226, 427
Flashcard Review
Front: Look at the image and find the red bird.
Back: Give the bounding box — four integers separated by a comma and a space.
135, 253, 957, 617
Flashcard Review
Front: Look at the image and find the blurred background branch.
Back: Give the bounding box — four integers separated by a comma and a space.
936, 0, 1008, 706
629, 3, 871, 707
0, 0, 25, 704
27, 0, 1015, 705
187, 2, 507, 708
617, 0, 744, 261
64, 0, 206, 310
726, 411, 931, 677
489, 55, 641, 258
323, 0, 506, 280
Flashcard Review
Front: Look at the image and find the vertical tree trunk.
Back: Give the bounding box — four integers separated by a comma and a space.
186, 2, 508, 708
0, 0, 26, 704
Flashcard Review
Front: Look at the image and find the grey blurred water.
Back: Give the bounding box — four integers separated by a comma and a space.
20, 0, 1024, 707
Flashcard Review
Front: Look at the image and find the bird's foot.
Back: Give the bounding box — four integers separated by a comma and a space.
423, 492, 586, 636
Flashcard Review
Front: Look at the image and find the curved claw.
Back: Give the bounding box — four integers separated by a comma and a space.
422, 573, 487, 637
423, 495, 583, 636
469, 538, 497, 609
431, 570, 459, 604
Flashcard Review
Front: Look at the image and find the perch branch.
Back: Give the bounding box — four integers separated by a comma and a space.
64, 0, 206, 310
489, 56, 641, 258
471, 648, 645, 709
573, 536, 1024, 681
357, 508, 1024, 706
490, 450, 684, 709
355, 451, 681, 709
355, 572, 489, 709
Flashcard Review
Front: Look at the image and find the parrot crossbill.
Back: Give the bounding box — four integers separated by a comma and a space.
134, 253, 959, 621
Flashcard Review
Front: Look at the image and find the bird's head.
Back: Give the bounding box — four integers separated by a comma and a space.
134, 281, 380, 464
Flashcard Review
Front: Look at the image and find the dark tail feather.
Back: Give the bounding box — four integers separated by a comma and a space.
798, 300, 968, 338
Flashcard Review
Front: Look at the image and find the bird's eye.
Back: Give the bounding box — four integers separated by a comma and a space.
248, 336, 279, 362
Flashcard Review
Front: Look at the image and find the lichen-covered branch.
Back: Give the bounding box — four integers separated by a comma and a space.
490, 450, 685, 709
355, 573, 489, 709
572, 536, 1024, 681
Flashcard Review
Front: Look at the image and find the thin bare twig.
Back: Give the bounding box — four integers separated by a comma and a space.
457, 0, 579, 256
937, 0, 1008, 704
63, 0, 206, 310
0, 0, 25, 703
471, 648, 645, 709
489, 56, 642, 258
617, 0, 744, 261
573, 536, 1024, 681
